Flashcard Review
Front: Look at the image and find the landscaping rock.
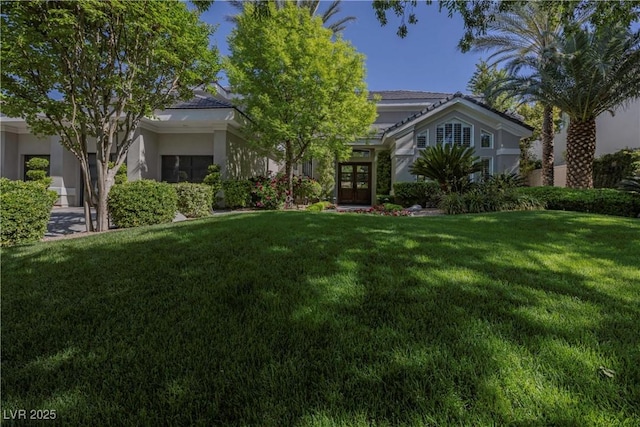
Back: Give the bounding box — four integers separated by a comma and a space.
407, 204, 423, 212
173, 212, 187, 222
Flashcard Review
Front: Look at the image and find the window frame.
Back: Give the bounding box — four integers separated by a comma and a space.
416, 130, 428, 149
435, 119, 473, 147
161, 155, 214, 183
480, 129, 494, 149
480, 157, 493, 180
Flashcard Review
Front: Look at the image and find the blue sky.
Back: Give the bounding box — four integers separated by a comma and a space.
201, 0, 486, 93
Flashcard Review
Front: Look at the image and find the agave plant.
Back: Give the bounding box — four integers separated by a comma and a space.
409, 144, 482, 193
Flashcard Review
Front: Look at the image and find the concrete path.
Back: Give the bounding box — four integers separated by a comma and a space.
47, 207, 92, 237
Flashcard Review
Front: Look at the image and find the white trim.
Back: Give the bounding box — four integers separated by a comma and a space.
480, 129, 494, 149
396, 148, 415, 156
436, 118, 473, 147
496, 148, 520, 156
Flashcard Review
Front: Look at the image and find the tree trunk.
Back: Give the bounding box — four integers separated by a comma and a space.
83, 187, 95, 232
94, 158, 114, 231
285, 141, 294, 209
541, 104, 554, 186
566, 117, 596, 189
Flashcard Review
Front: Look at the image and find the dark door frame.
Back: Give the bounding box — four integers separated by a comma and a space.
337, 162, 372, 205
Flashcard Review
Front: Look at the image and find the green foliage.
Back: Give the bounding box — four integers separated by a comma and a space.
0, 178, 57, 246
107, 180, 177, 228
174, 183, 213, 219
392, 181, 443, 207
203, 164, 223, 204
250, 174, 288, 210
517, 186, 640, 217
409, 144, 482, 194
294, 176, 322, 203
222, 180, 252, 209
226, 3, 376, 193
376, 149, 392, 195
593, 148, 640, 188
25, 156, 52, 187
467, 60, 518, 112
483, 172, 525, 191
107, 161, 128, 185
438, 192, 468, 215
382, 203, 404, 212
306, 201, 335, 212
1, 0, 220, 231
376, 194, 393, 204
440, 186, 544, 215
315, 152, 336, 199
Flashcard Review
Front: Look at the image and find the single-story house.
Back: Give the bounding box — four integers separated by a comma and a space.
0, 89, 533, 206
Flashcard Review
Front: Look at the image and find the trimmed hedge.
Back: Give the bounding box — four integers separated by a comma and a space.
393, 181, 443, 207
1, 178, 57, 246
439, 189, 543, 215
174, 183, 213, 218
222, 180, 252, 209
108, 180, 177, 228
517, 186, 640, 217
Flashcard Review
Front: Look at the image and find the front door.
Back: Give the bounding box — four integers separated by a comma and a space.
338, 163, 371, 205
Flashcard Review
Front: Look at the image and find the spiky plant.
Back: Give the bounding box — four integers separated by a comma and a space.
409, 144, 482, 194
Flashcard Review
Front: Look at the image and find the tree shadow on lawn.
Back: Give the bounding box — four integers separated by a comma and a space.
1, 211, 639, 426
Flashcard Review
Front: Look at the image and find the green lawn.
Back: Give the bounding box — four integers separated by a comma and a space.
2, 211, 639, 426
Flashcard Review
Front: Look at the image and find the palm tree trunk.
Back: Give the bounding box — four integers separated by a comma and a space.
541, 104, 554, 186
566, 117, 596, 189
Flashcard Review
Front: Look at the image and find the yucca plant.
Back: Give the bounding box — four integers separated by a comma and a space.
409, 144, 482, 193
617, 177, 640, 195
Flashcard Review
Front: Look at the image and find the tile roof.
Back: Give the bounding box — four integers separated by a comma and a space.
369, 90, 452, 101
169, 96, 233, 109
383, 92, 533, 136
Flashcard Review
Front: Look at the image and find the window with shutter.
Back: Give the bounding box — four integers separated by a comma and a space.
436, 120, 473, 147
416, 131, 428, 149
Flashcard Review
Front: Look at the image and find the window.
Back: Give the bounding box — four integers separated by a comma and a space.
351, 149, 371, 158
480, 157, 493, 180
481, 130, 493, 148
436, 120, 472, 147
416, 131, 428, 149
23, 155, 50, 181
161, 155, 213, 183
302, 160, 313, 177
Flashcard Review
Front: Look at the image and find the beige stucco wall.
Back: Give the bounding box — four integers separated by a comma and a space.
225, 132, 269, 179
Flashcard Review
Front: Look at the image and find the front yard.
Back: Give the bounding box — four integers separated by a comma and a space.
1, 211, 639, 425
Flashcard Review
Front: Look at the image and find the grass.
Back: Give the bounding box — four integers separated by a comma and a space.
1, 211, 639, 426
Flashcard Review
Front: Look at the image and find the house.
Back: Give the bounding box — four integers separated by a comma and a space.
0, 88, 275, 207
335, 91, 533, 205
1, 89, 533, 207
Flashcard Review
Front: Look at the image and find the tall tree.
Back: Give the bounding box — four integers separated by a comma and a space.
227, 0, 356, 34
523, 24, 640, 188
1, 0, 219, 231
468, 2, 575, 186
225, 3, 376, 200
466, 60, 518, 112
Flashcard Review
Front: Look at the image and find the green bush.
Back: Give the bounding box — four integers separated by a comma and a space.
306, 201, 335, 212
203, 164, 223, 206
517, 186, 640, 217
108, 161, 128, 185
376, 149, 392, 195
383, 203, 404, 212
393, 181, 443, 207
0, 178, 57, 246
294, 176, 322, 204
222, 180, 252, 209
593, 148, 640, 188
376, 194, 393, 204
108, 180, 177, 228
439, 192, 467, 215
440, 188, 544, 215
25, 157, 52, 187
174, 183, 213, 218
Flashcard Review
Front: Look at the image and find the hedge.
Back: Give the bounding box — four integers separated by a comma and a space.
393, 181, 443, 207
517, 187, 640, 217
174, 183, 213, 218
1, 178, 58, 246
222, 180, 252, 209
108, 180, 177, 228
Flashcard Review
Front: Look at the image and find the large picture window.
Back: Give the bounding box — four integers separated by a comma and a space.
161, 155, 213, 183
436, 120, 472, 147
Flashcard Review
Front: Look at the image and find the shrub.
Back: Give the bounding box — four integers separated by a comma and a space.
383, 203, 404, 212
294, 176, 322, 204
174, 183, 213, 218
108, 161, 128, 185
439, 192, 467, 215
222, 179, 252, 209
250, 174, 288, 209
108, 180, 177, 228
306, 201, 335, 212
593, 148, 640, 188
376, 194, 393, 204
393, 181, 443, 207
203, 164, 223, 206
376, 149, 392, 194
409, 144, 482, 193
1, 178, 57, 246
483, 172, 524, 191
618, 177, 640, 195
25, 157, 52, 187
517, 187, 640, 217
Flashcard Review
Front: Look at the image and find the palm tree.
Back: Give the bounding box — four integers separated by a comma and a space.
227, 0, 355, 34
409, 144, 482, 193
469, 3, 584, 186
524, 25, 640, 188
